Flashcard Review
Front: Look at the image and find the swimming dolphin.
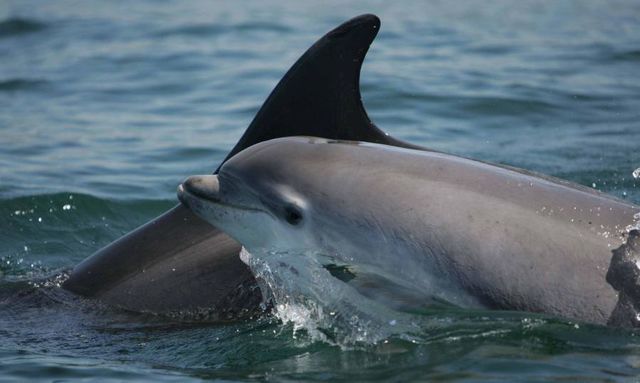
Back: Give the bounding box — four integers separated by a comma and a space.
178, 137, 640, 326
62, 14, 420, 316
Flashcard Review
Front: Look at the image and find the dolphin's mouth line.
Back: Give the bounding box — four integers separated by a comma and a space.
178, 183, 265, 214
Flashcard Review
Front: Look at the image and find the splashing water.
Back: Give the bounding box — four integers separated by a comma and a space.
627, 212, 640, 233
622, 168, 640, 233
239, 247, 420, 346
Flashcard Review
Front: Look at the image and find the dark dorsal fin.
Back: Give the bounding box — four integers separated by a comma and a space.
217, 14, 414, 172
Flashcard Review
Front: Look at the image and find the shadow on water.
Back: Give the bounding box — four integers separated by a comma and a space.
0, 78, 49, 92
0, 17, 46, 38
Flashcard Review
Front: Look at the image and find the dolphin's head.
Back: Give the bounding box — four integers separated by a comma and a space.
178, 137, 371, 255
178, 138, 322, 252
178, 173, 309, 251
178, 137, 453, 302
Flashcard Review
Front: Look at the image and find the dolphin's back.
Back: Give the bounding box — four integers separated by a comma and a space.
229, 137, 640, 324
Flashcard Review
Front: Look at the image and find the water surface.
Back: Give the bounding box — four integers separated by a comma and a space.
2, 1, 640, 381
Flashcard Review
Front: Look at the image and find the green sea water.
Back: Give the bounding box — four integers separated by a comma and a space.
1, 1, 640, 381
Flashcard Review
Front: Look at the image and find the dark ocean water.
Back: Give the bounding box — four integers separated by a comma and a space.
2, 1, 640, 381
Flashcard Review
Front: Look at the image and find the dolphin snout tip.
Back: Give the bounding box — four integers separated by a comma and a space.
176, 183, 187, 205
179, 175, 221, 203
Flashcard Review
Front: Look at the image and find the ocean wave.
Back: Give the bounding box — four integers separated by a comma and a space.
0, 192, 171, 220
0, 193, 173, 240
0, 193, 174, 275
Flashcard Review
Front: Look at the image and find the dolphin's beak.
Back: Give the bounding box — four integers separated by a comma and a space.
180, 175, 221, 204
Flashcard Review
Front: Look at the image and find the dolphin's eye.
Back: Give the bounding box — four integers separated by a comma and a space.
284, 205, 303, 225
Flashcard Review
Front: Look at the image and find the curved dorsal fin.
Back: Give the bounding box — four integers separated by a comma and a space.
218, 14, 412, 171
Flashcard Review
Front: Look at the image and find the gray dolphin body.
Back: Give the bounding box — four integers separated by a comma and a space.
179, 137, 640, 326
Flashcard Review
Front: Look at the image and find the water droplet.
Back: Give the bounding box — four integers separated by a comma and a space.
37, 217, 42, 222
592, 183, 597, 188
62, 204, 71, 210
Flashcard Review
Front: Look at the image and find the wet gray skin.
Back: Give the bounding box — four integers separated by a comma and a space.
179, 137, 640, 326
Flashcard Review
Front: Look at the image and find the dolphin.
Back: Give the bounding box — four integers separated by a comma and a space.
178, 137, 640, 326
62, 14, 420, 317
